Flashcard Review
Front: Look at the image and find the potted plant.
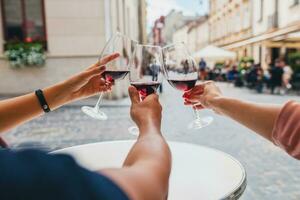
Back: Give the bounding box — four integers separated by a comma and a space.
4, 42, 46, 68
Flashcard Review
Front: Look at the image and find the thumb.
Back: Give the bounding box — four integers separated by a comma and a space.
128, 86, 140, 104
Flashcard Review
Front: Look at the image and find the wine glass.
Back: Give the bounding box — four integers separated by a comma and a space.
128, 45, 164, 135
82, 33, 137, 120
162, 42, 213, 129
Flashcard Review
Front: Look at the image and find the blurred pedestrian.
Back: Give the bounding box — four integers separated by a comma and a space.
282, 60, 293, 94
227, 65, 239, 83
150, 60, 160, 81
270, 59, 284, 94
246, 63, 257, 89
255, 64, 264, 93
198, 58, 207, 81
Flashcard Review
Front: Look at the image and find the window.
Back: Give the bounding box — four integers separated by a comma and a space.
1, 0, 46, 45
258, 0, 264, 22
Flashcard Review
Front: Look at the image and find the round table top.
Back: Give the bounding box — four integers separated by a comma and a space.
52, 140, 246, 200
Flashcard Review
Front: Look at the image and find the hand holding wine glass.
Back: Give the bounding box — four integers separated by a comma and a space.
128, 86, 162, 133
162, 42, 213, 129
183, 81, 223, 114
82, 33, 137, 120
128, 44, 164, 134
129, 45, 164, 100
65, 53, 120, 101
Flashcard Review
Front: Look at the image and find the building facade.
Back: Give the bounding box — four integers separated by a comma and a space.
0, 0, 146, 98
250, 0, 300, 69
152, 16, 165, 46
162, 10, 197, 45
172, 16, 209, 54
187, 16, 209, 53
138, 0, 147, 44
172, 22, 191, 47
209, 0, 252, 59
210, 0, 300, 69
152, 10, 197, 46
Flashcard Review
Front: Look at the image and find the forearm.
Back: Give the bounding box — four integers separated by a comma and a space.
211, 97, 282, 141
0, 82, 72, 133
124, 124, 171, 174
100, 124, 171, 200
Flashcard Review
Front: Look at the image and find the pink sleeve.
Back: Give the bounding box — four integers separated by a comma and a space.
272, 101, 300, 160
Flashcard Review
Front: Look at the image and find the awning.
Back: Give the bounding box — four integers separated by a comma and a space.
222, 23, 300, 50
193, 45, 236, 60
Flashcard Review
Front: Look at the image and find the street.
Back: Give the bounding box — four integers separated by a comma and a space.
4, 82, 300, 200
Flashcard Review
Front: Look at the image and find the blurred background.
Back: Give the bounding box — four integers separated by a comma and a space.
0, 0, 300, 199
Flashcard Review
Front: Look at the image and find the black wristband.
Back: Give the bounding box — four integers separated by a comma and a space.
35, 89, 51, 113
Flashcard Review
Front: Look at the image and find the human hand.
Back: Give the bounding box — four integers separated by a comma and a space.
62, 53, 120, 101
183, 81, 222, 112
128, 86, 162, 133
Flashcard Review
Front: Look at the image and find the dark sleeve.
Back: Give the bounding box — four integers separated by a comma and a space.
0, 149, 129, 200
0, 137, 8, 148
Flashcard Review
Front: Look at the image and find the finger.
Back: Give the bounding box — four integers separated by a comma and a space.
147, 93, 159, 101
184, 99, 199, 105
128, 86, 140, 104
185, 94, 202, 102
184, 99, 193, 105
183, 85, 204, 98
98, 53, 120, 66
104, 81, 113, 88
87, 75, 104, 85
183, 91, 204, 102
194, 104, 204, 110
99, 85, 110, 92
84, 66, 106, 79
184, 100, 203, 109
86, 53, 120, 70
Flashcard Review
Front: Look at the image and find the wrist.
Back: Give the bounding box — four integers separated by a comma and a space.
208, 96, 226, 114
137, 119, 161, 135
43, 82, 73, 110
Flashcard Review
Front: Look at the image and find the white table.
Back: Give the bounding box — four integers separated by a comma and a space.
52, 140, 246, 200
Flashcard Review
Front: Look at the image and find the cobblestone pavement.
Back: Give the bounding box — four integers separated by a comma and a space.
4, 82, 300, 200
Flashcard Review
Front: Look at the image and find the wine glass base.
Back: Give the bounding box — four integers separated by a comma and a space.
128, 126, 139, 136
81, 106, 108, 121
188, 116, 213, 130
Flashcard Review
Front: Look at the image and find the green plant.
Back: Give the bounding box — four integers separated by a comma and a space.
4, 42, 46, 68
215, 62, 224, 69
238, 56, 254, 71
240, 56, 254, 63
288, 52, 300, 73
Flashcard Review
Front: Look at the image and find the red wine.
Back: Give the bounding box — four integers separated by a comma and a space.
103, 70, 129, 82
131, 82, 161, 98
168, 79, 197, 91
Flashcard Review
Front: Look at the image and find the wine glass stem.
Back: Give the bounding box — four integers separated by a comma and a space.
94, 92, 104, 112
193, 106, 201, 121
